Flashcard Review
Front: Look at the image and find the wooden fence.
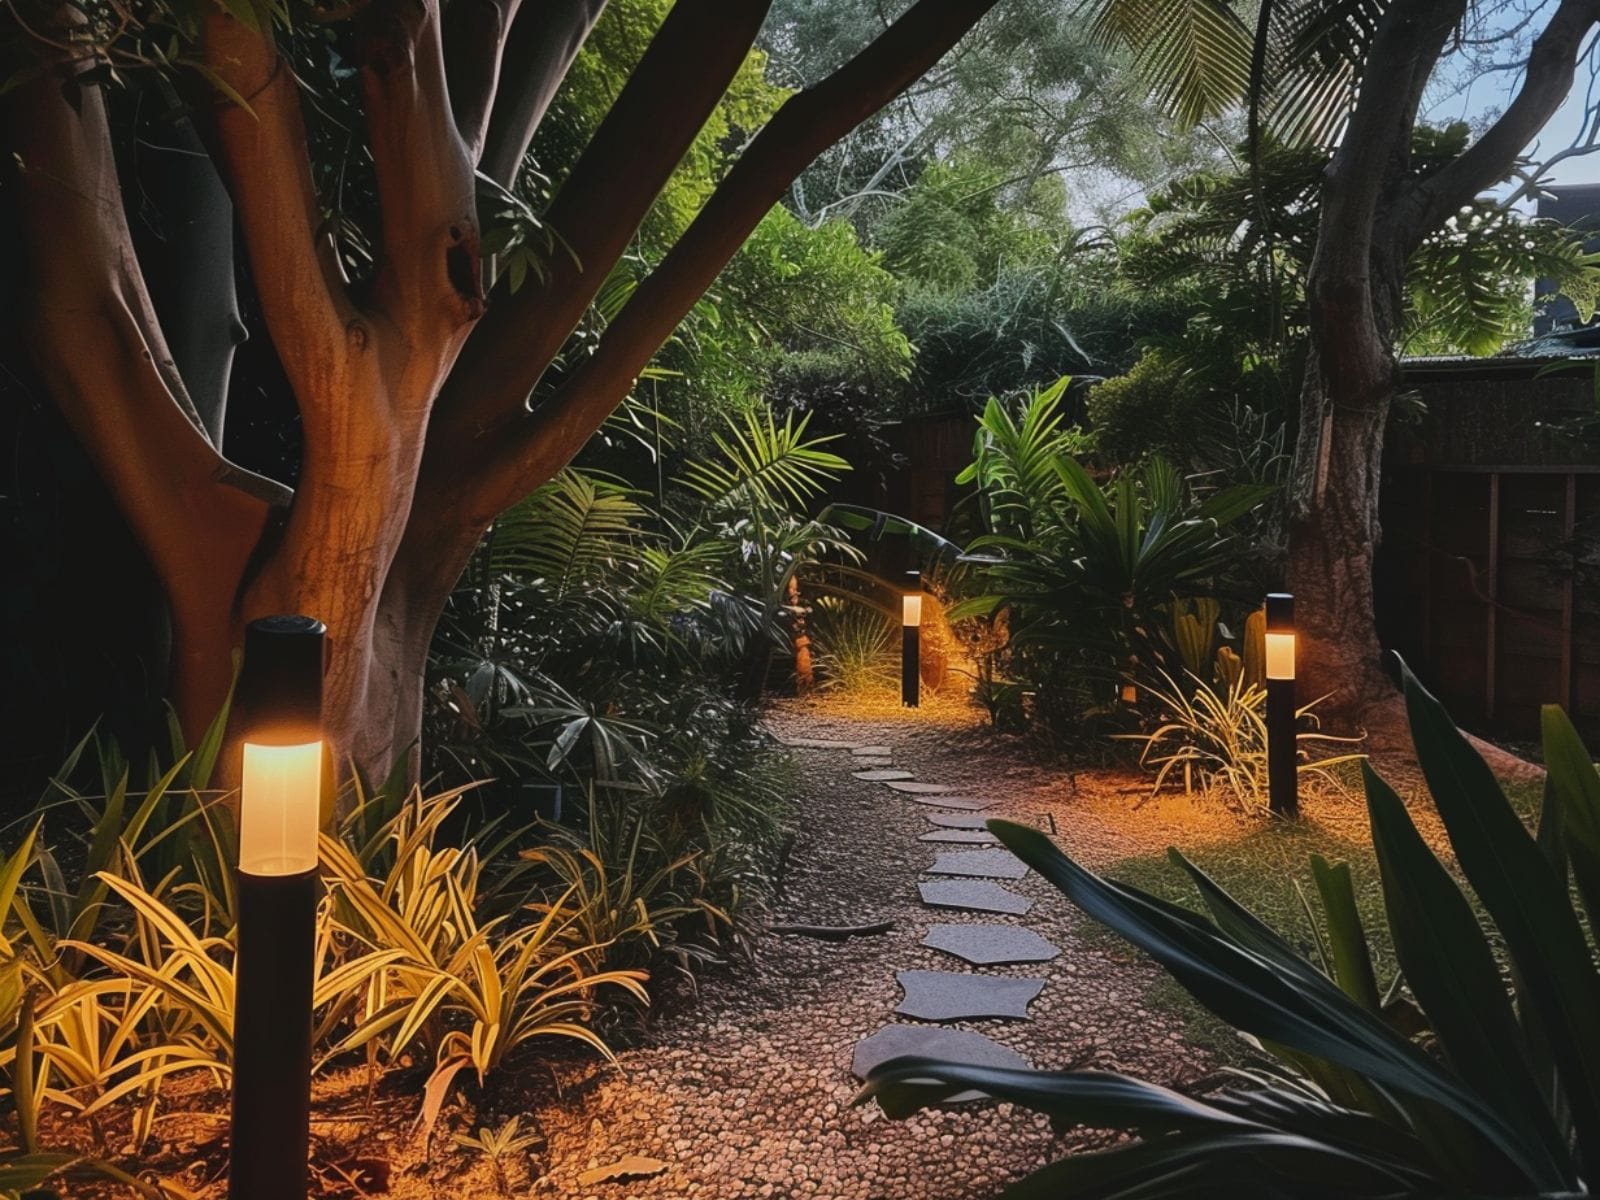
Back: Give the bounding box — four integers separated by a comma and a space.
1378, 464, 1600, 737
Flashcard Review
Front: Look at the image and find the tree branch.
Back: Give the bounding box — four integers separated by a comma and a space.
1404, 0, 1600, 245
204, 6, 357, 408
474, 0, 608, 184
462, 0, 1003, 524
3, 65, 288, 608
442, 0, 524, 162
420, 0, 773, 477
360, 0, 483, 331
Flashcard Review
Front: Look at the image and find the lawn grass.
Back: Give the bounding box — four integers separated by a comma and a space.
1091, 775, 1545, 1062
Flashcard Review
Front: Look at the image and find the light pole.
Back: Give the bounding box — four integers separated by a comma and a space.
1264, 593, 1298, 819
230, 615, 325, 1200
902, 569, 922, 708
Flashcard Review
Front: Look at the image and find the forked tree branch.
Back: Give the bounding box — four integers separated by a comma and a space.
204, 6, 357, 409
460, 0, 1003, 524
442, 0, 525, 162
3, 66, 287, 606
360, 0, 483, 332
1403, 0, 1600, 246
475, 0, 609, 183
421, 0, 772, 474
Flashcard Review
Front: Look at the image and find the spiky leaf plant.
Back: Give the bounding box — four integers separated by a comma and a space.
862, 659, 1600, 1198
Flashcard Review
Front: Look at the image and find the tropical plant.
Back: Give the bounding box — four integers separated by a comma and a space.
955, 453, 1272, 676
863, 660, 1600, 1197
1124, 668, 1362, 811
954, 378, 1092, 542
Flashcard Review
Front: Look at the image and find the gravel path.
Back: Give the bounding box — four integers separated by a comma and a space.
515, 695, 1220, 1200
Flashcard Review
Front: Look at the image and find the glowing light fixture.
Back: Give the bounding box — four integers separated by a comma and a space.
230, 615, 325, 1200
1264, 593, 1298, 818
902, 569, 922, 708
902, 591, 923, 628
239, 741, 322, 876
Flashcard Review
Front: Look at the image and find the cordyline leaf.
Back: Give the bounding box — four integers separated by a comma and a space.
985, 819, 1558, 1182
1363, 762, 1571, 1190
1398, 658, 1600, 1173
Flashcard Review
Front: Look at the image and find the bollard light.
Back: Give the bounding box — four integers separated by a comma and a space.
902, 569, 922, 708
1264, 593, 1298, 818
230, 615, 325, 1200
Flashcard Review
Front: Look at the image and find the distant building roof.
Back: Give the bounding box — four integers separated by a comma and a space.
1535, 184, 1600, 336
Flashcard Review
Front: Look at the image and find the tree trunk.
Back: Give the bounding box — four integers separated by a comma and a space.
1286, 221, 1408, 725
1286, 359, 1395, 717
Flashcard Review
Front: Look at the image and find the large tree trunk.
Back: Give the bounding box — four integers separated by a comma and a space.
4, 0, 1005, 789
1286, 279, 1402, 720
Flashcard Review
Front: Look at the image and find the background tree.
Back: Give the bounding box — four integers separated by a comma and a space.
1090, 0, 1600, 720
0, 0, 1000, 780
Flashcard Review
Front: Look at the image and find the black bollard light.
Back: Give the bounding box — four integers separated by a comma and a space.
902, 569, 922, 708
230, 615, 325, 1200
1264, 593, 1298, 819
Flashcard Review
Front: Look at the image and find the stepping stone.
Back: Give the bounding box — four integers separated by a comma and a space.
918, 829, 999, 844
903, 794, 995, 811
922, 924, 1061, 966
852, 745, 893, 758
884, 781, 954, 795
927, 849, 1028, 880
918, 879, 1031, 916
782, 737, 861, 750
895, 970, 1045, 1022
853, 757, 894, 769
925, 812, 993, 830
852, 1024, 1030, 1101
854, 768, 915, 782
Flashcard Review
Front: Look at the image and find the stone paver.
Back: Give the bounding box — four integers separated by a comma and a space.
895, 970, 1045, 1022
852, 745, 893, 758
924, 812, 995, 829
918, 829, 999, 844
884, 781, 955, 795
854, 768, 915, 782
922, 924, 1061, 966
851, 1024, 1030, 1102
917, 879, 1032, 915
926, 848, 1028, 880
902, 794, 995, 811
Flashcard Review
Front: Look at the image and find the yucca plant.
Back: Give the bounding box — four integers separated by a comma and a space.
319, 790, 648, 1123
862, 659, 1600, 1196
1126, 668, 1363, 812
807, 596, 899, 694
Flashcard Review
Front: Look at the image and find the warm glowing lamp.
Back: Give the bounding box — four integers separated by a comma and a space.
230, 615, 325, 1200
1264, 593, 1298, 818
239, 741, 322, 875
902, 569, 922, 708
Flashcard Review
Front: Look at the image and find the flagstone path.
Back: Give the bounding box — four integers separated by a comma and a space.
506, 697, 1218, 1200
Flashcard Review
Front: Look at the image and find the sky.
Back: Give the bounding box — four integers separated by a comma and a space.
1426, 7, 1600, 197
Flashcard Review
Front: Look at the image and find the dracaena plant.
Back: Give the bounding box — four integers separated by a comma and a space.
861, 659, 1600, 1198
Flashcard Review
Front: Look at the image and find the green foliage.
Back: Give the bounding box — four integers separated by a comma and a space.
946, 381, 1272, 742
862, 662, 1600, 1197
955, 379, 1094, 542
429, 410, 843, 976
1409, 207, 1600, 357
